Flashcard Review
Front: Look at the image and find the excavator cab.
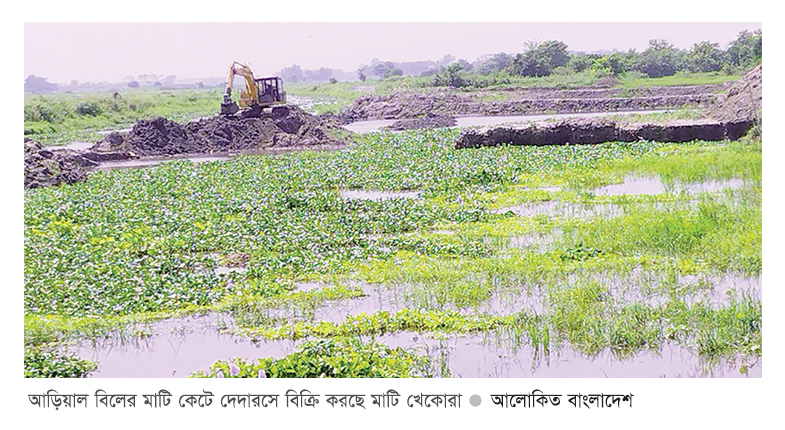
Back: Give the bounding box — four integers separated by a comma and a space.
257, 77, 285, 104
221, 62, 286, 117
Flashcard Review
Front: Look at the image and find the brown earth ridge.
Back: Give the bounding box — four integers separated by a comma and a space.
454, 65, 761, 149
337, 84, 729, 124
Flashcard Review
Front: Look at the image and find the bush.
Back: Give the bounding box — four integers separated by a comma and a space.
75, 102, 101, 116
637, 39, 684, 78
510, 40, 570, 77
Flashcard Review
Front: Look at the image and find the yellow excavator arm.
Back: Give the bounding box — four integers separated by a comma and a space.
225, 61, 258, 108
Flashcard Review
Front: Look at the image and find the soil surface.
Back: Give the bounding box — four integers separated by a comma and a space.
455, 67, 762, 149
455, 117, 755, 149
24, 139, 91, 189
708, 65, 762, 122
91, 105, 345, 158
338, 84, 728, 124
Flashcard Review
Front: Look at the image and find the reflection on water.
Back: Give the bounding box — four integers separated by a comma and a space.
495, 201, 628, 219
370, 332, 759, 378
71, 314, 297, 378
593, 176, 745, 196
74, 270, 760, 378
91, 146, 342, 171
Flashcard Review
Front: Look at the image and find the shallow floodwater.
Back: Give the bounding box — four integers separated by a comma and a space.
54, 141, 95, 151
495, 176, 748, 219
75, 270, 760, 378
72, 314, 297, 378
594, 176, 745, 196
371, 332, 760, 378
92, 146, 342, 171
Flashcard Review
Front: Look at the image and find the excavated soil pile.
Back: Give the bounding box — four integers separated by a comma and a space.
339, 85, 725, 123
382, 114, 457, 131
455, 117, 755, 149
90, 105, 345, 158
24, 139, 88, 189
709, 65, 762, 122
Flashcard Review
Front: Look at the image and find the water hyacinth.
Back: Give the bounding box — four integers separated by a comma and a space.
25, 125, 761, 377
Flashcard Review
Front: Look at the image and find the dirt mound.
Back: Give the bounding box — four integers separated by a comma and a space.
91, 105, 346, 158
25, 139, 87, 189
382, 114, 457, 131
455, 117, 755, 149
339, 90, 718, 123
709, 64, 762, 122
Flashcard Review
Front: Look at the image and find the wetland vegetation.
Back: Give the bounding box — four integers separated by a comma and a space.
24, 124, 761, 377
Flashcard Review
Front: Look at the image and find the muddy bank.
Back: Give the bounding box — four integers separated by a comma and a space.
455, 68, 761, 149
709, 64, 762, 122
88, 105, 345, 159
455, 118, 755, 149
339, 90, 719, 123
24, 139, 95, 189
495, 83, 729, 99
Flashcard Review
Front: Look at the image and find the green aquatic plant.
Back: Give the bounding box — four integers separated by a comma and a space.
24, 347, 97, 378
191, 337, 436, 378
24, 124, 761, 376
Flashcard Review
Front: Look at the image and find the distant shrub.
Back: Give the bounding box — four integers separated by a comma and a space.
76, 102, 101, 116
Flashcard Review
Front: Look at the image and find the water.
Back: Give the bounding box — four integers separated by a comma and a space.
52, 141, 95, 151
91, 146, 342, 171
593, 176, 746, 196
71, 314, 297, 378
495, 201, 628, 219
371, 332, 759, 378
73, 271, 760, 378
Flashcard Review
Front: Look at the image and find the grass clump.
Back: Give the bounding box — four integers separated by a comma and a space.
191, 337, 436, 378
24, 347, 97, 378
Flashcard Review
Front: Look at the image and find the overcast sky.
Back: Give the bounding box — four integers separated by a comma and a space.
24, 22, 761, 84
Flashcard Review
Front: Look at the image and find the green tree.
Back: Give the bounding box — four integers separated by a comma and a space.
433, 62, 467, 87
510, 40, 570, 77
593, 52, 634, 75
727, 29, 762, 67
372, 61, 402, 79
685, 41, 725, 73
567, 54, 600, 73
638, 39, 683, 78
476, 53, 513, 74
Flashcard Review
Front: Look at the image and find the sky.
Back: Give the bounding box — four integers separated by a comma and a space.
24, 22, 761, 84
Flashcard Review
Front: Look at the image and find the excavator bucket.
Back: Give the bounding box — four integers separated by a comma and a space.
221, 101, 240, 115
221, 90, 240, 115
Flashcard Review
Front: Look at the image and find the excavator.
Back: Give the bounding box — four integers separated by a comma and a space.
220, 61, 287, 118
